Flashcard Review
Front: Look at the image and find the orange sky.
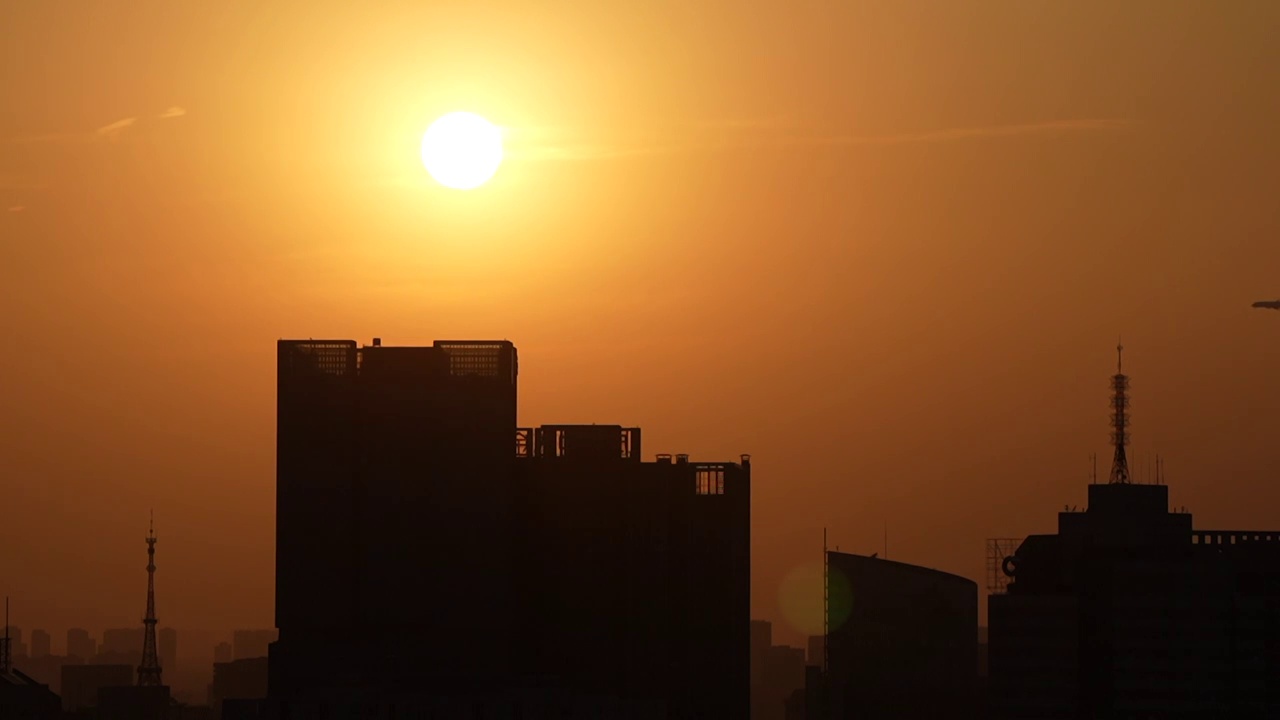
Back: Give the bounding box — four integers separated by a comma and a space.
3, 1, 1280, 653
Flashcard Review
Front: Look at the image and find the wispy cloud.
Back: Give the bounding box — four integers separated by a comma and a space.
7, 105, 187, 145
821, 118, 1135, 147
7, 205, 25, 213
514, 118, 1136, 162
95, 117, 137, 140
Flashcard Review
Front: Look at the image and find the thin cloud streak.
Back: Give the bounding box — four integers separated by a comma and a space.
6, 106, 187, 144
821, 118, 1135, 147
7, 205, 25, 213
95, 117, 137, 139
515, 118, 1136, 162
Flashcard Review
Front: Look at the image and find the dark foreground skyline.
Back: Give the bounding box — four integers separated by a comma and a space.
5, 2, 1280, 651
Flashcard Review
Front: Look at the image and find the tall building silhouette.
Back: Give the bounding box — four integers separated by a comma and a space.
988, 349, 1280, 718
271, 338, 750, 716
272, 339, 518, 700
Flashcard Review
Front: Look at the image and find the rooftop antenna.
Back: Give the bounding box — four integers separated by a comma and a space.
1, 596, 10, 674
822, 528, 829, 673
1108, 340, 1132, 484
137, 511, 163, 686
884, 522, 888, 560
1090, 453, 1097, 484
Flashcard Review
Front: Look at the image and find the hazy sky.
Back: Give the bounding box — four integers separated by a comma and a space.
3, 0, 1280, 653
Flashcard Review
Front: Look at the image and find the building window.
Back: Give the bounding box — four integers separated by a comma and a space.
696, 468, 725, 495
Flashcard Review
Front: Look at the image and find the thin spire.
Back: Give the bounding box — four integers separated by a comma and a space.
1, 596, 10, 674
138, 514, 162, 686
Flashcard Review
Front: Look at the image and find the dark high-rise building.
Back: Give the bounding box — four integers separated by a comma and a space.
513, 425, 751, 717
272, 339, 519, 698
66, 629, 95, 662
271, 339, 750, 716
29, 630, 49, 659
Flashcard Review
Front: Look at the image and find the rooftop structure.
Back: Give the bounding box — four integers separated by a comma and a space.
988, 348, 1280, 718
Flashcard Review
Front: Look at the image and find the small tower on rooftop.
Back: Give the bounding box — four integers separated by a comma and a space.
1108, 342, 1132, 485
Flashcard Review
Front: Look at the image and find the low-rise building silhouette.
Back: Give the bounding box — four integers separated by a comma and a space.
210, 657, 268, 717
813, 551, 979, 719
0, 666, 61, 720
60, 664, 132, 712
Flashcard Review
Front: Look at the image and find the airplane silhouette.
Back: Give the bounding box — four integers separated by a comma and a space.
1253, 300, 1280, 310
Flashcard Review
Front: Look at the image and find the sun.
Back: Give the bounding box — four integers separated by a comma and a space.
420, 112, 504, 190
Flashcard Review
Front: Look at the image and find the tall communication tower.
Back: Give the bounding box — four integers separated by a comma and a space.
1108, 342, 1132, 484
137, 513, 163, 686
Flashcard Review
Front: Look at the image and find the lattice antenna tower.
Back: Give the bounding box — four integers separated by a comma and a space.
1108, 341, 1132, 484
137, 512, 163, 686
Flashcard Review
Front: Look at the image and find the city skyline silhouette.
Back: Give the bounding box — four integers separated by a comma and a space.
4, 1, 1280, 718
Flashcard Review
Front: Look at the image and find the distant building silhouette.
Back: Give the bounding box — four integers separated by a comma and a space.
271, 339, 750, 717
213, 642, 232, 665
98, 628, 143, 668
231, 630, 275, 662
160, 628, 177, 678
28, 630, 49, 660
806, 635, 824, 669
750, 620, 772, 690
66, 629, 96, 662
988, 350, 1280, 718
210, 657, 268, 717
758, 645, 805, 720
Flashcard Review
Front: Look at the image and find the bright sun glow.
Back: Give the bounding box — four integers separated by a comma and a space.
420, 112, 504, 190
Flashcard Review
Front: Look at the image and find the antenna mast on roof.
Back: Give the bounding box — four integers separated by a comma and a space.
1, 597, 10, 674
822, 528, 829, 673
1108, 341, 1132, 484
